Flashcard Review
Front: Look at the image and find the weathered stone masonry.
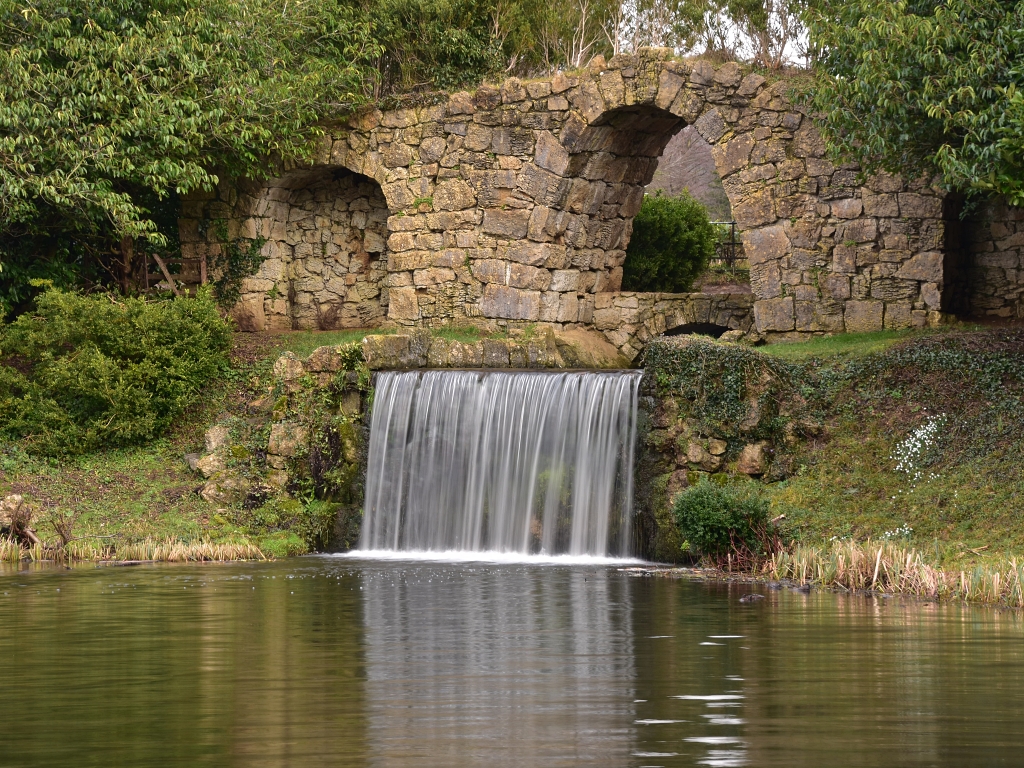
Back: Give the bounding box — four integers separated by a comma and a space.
180, 49, 957, 353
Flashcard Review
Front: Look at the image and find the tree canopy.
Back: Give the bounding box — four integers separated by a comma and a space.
806, 0, 1024, 204
0, 0, 807, 312
0, 0, 376, 310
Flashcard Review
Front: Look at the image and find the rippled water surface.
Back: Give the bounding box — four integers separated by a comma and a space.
2, 556, 1023, 767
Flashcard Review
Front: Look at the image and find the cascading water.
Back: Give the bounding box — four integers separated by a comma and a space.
360, 370, 642, 557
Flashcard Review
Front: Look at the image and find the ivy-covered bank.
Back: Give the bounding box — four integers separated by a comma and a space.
636, 329, 1024, 569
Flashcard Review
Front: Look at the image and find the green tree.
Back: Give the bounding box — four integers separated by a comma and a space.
0, 0, 377, 312
805, 0, 1024, 203
622, 191, 717, 293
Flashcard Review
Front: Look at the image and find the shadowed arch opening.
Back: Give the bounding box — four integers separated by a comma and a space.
663, 322, 730, 339
249, 166, 390, 330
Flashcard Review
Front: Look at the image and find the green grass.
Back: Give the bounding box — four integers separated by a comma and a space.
767, 419, 1024, 567
760, 329, 924, 361
266, 328, 394, 358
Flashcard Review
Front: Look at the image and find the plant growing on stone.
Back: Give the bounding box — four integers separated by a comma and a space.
622, 191, 718, 293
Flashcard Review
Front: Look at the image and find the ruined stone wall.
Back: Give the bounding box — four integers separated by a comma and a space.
182, 168, 389, 331
182, 49, 956, 352
965, 197, 1024, 319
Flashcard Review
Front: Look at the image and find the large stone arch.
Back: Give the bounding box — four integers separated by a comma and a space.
182, 49, 956, 352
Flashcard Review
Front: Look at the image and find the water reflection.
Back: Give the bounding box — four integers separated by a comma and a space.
359, 564, 636, 766
1, 559, 1024, 767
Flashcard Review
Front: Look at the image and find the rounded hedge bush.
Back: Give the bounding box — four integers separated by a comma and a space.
0, 288, 231, 455
673, 480, 772, 558
622, 191, 717, 292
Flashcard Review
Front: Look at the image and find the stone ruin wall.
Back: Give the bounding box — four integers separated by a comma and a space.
964, 197, 1024, 319
180, 49, 958, 355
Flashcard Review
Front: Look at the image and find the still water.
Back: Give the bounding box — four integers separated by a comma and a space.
2, 556, 1023, 767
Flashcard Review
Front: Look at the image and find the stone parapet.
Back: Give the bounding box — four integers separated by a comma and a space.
593, 290, 754, 360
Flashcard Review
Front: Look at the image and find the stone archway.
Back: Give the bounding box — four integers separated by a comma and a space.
253, 168, 390, 330
183, 50, 956, 353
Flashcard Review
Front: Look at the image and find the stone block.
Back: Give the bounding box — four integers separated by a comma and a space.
413, 267, 456, 287
920, 282, 942, 309
831, 198, 863, 218
387, 286, 420, 320
753, 297, 795, 332
482, 339, 511, 367
736, 73, 766, 97
503, 242, 568, 268
534, 131, 570, 176
736, 443, 766, 476
268, 422, 308, 458
472, 259, 507, 284
837, 218, 878, 243
749, 262, 781, 298
482, 209, 531, 238
844, 300, 884, 332
898, 193, 943, 219
550, 269, 580, 292
694, 109, 726, 143
655, 70, 685, 109
884, 301, 913, 329
712, 133, 755, 177
556, 293, 580, 322
204, 424, 231, 455
508, 263, 552, 290
863, 192, 899, 218
273, 352, 305, 382
743, 225, 790, 266
306, 345, 349, 373
895, 251, 943, 283
733, 189, 775, 228
481, 284, 542, 320
434, 179, 477, 211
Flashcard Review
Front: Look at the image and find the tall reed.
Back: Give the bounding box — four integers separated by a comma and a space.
12, 537, 267, 564
0, 536, 21, 563
765, 539, 1024, 608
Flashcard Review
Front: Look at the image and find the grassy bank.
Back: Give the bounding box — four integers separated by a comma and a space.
0, 329, 375, 561
644, 323, 1024, 606
0, 323, 521, 562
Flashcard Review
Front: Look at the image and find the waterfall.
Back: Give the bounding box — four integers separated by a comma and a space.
360, 370, 642, 557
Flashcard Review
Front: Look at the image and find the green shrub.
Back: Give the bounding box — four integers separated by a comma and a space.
0, 288, 231, 455
674, 480, 774, 559
622, 191, 717, 292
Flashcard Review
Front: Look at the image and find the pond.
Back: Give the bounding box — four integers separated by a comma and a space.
2, 556, 1023, 767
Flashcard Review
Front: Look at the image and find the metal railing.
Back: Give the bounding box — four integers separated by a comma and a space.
710, 220, 739, 270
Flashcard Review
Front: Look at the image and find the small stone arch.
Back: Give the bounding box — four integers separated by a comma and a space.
183, 165, 392, 331
663, 322, 731, 339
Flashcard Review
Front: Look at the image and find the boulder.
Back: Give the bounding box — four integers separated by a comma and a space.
195, 454, 226, 478
737, 443, 767, 476
200, 472, 249, 505
204, 424, 231, 454
268, 422, 308, 458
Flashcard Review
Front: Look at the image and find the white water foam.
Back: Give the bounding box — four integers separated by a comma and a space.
334, 548, 644, 566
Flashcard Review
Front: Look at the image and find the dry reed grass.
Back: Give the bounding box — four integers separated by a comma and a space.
765, 539, 1024, 609
11, 537, 266, 564
0, 536, 21, 563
